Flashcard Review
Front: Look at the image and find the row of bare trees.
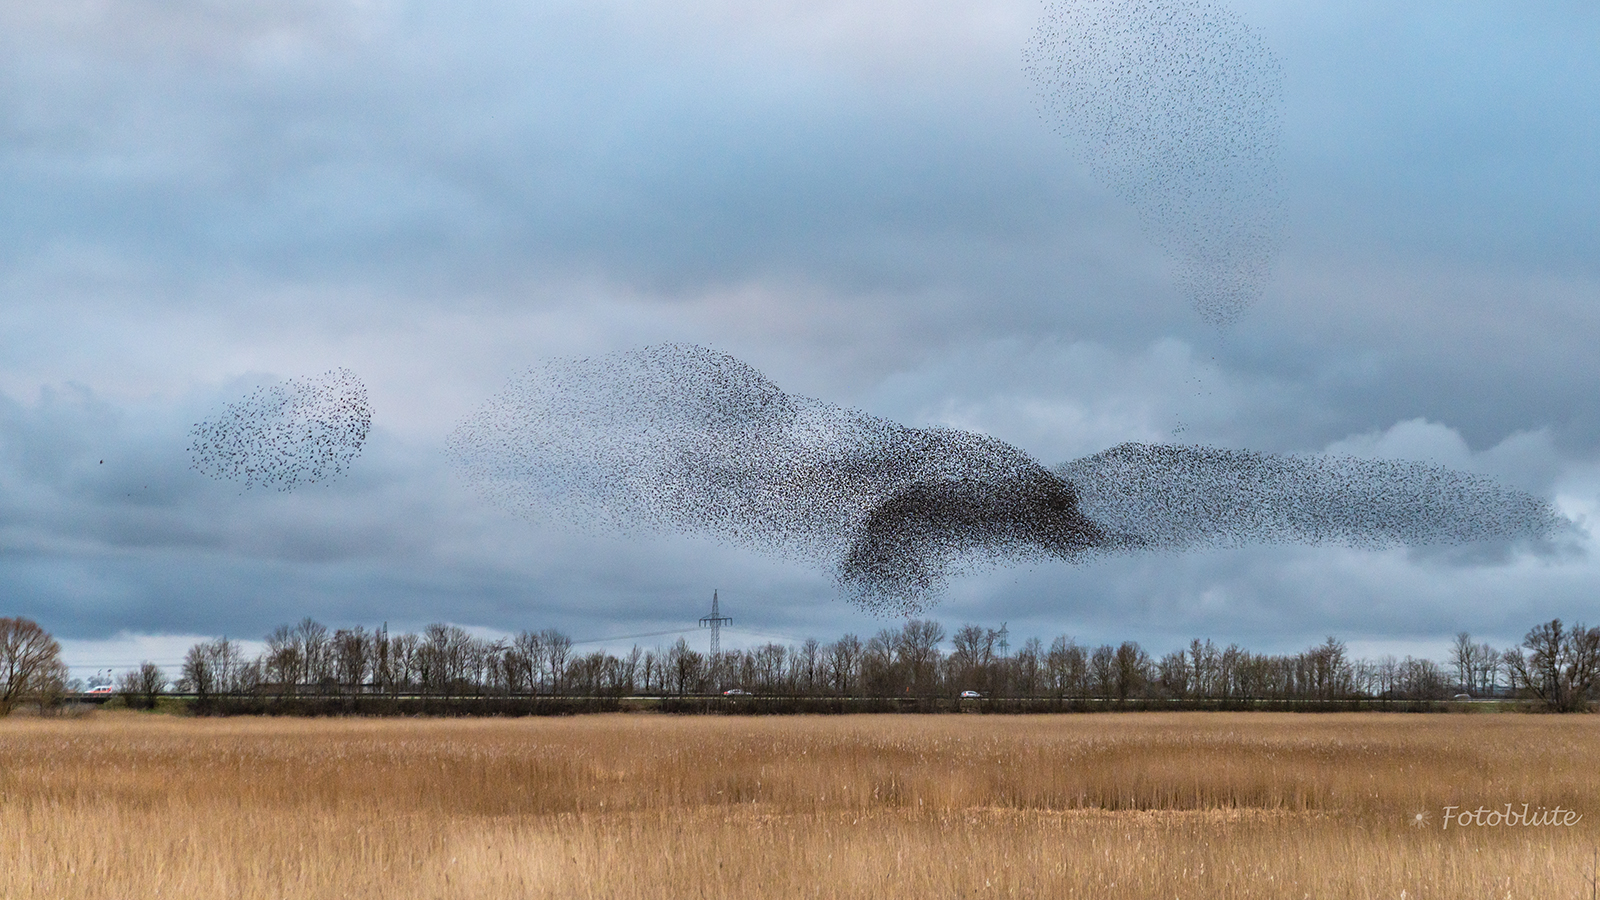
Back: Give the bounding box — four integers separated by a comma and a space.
3, 613, 1587, 713
653, 629, 1453, 702
155, 616, 1600, 709
177, 620, 588, 698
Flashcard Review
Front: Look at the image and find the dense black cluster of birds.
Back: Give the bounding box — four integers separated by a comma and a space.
448, 345, 1564, 615
189, 368, 372, 491
1024, 0, 1285, 325
1060, 443, 1565, 553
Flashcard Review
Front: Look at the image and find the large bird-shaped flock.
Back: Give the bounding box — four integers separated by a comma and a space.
1024, 0, 1285, 325
448, 345, 1565, 614
189, 368, 372, 491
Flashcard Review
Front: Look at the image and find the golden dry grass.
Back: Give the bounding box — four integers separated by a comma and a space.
2, 711, 1597, 898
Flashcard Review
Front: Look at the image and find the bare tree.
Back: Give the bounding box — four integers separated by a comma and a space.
234, 657, 265, 694
541, 629, 573, 694
181, 638, 244, 699
1306, 637, 1351, 700
370, 627, 395, 694
861, 630, 899, 696
1446, 635, 1503, 697
511, 630, 544, 693
665, 637, 703, 695
390, 633, 419, 692
1473, 641, 1502, 695
117, 662, 166, 709
1503, 619, 1600, 712
986, 627, 1009, 695
1113, 642, 1149, 699
0, 617, 68, 715
798, 638, 821, 694
1089, 645, 1116, 698
179, 649, 211, 697
620, 645, 643, 694
213, 638, 245, 693
1046, 637, 1087, 698
292, 618, 333, 687
1350, 658, 1379, 697
825, 634, 862, 695
470, 637, 506, 695
264, 624, 303, 694
752, 643, 787, 694
1015, 637, 1044, 697
949, 624, 991, 692
418, 624, 476, 693
333, 628, 373, 691
1157, 650, 1190, 698
1450, 631, 1476, 694
566, 651, 606, 695
139, 662, 166, 706
894, 620, 945, 696
1218, 644, 1244, 699
1188, 639, 1219, 697
1394, 656, 1449, 700
1233, 652, 1273, 700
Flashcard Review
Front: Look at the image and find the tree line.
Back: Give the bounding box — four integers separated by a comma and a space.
4, 614, 1597, 714
151, 616, 1600, 711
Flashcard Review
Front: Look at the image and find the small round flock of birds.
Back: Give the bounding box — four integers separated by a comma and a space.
189, 368, 372, 492
447, 345, 1566, 615
1024, 0, 1285, 325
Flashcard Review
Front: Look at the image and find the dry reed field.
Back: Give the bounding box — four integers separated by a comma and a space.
3, 711, 1597, 899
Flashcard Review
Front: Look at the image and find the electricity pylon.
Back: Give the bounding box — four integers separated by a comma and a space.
698, 590, 732, 657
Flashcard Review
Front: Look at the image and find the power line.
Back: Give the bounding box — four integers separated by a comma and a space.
570, 627, 696, 646
64, 660, 187, 670
721, 625, 815, 645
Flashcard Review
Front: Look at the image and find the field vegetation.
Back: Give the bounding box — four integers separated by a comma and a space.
3, 711, 1597, 898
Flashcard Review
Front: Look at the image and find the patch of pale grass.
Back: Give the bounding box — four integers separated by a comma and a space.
2, 712, 1596, 898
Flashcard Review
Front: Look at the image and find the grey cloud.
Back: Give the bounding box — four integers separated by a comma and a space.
0, 0, 1155, 328
956, 539, 1596, 657
1, 0, 1598, 652
3, 0, 1593, 317
1262, 2, 1600, 271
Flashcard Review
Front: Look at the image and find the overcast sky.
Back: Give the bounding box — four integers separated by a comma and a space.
4, 0, 1598, 673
